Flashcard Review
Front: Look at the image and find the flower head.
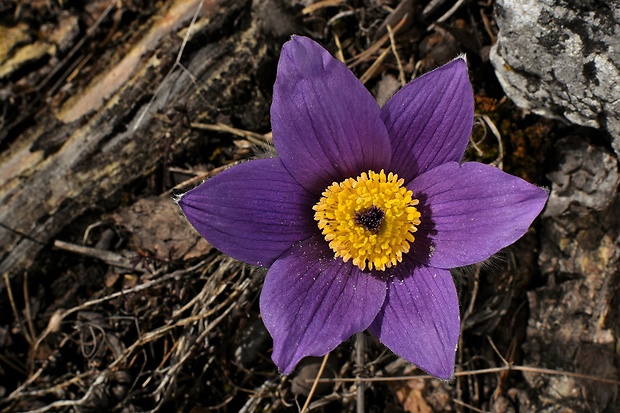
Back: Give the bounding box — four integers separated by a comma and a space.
179, 36, 548, 379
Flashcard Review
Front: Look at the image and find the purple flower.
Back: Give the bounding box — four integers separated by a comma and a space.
179, 36, 548, 379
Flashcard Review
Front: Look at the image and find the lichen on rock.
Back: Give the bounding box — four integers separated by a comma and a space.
490, 0, 620, 158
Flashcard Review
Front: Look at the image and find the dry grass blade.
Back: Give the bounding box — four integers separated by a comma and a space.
386, 25, 405, 87
300, 353, 330, 413
3, 273, 33, 345
471, 114, 504, 169
347, 17, 407, 69
359, 47, 391, 85
190, 122, 272, 147
133, 0, 206, 130
453, 398, 490, 413
301, 0, 345, 15
308, 365, 620, 386
37, 0, 117, 95
53, 240, 145, 272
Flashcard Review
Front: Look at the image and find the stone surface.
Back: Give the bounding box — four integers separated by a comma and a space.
490, 0, 620, 158
544, 135, 619, 216
528, 134, 620, 412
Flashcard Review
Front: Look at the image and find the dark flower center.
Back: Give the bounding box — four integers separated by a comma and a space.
354, 205, 385, 233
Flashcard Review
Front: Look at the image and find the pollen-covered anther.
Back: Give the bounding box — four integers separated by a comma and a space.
313, 170, 421, 271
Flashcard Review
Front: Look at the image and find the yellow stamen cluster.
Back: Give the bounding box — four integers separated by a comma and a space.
313, 170, 421, 271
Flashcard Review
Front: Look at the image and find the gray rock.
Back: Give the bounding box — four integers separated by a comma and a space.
544, 135, 619, 217
531, 133, 620, 411
489, 0, 620, 157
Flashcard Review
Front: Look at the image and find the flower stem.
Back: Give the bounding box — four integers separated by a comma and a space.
356, 332, 365, 413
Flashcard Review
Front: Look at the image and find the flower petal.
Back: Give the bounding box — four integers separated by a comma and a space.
271, 36, 392, 195
178, 158, 317, 267
407, 162, 548, 268
370, 261, 459, 380
382, 58, 474, 183
260, 236, 387, 374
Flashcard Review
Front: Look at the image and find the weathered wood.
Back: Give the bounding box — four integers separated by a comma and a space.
0, 0, 292, 280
